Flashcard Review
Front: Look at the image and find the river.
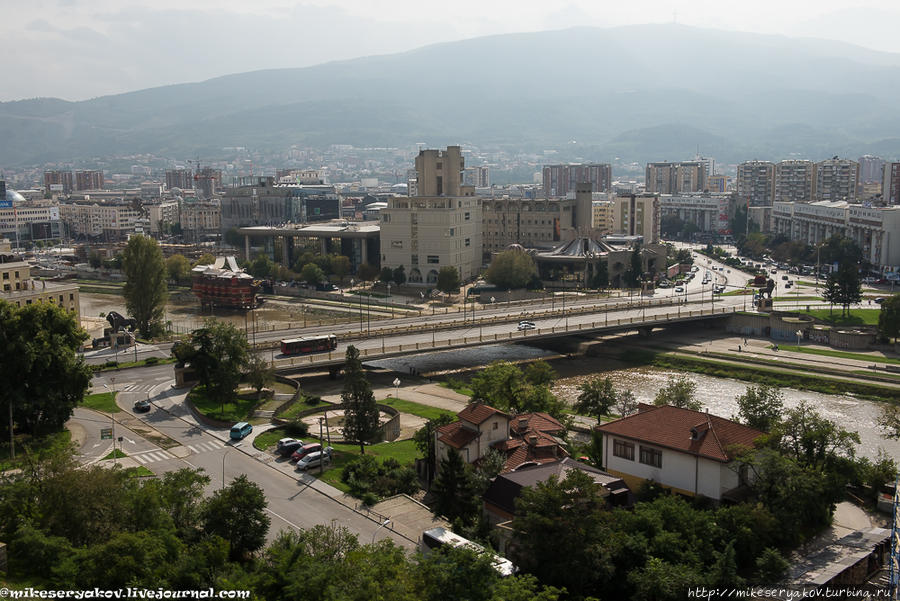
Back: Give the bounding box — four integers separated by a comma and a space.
370, 344, 900, 462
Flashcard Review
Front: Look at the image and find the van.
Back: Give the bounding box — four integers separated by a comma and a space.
230, 422, 252, 440
296, 448, 333, 471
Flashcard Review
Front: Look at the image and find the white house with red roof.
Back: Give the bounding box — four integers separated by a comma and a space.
435, 402, 568, 474
595, 404, 764, 501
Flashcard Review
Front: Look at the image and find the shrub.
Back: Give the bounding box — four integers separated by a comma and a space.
341, 455, 420, 500
104, 360, 119, 369
304, 395, 323, 406
144, 356, 159, 365
283, 416, 309, 438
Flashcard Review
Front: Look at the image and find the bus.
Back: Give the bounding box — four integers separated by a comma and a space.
420, 527, 516, 576
280, 335, 338, 355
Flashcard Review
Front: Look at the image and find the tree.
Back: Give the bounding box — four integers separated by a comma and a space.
224, 227, 243, 248
341, 346, 380, 454
878, 294, 900, 341
626, 244, 643, 287
300, 263, 325, 285
194, 253, 215, 267
331, 255, 351, 282
735, 384, 783, 432
185, 320, 250, 414
248, 253, 275, 278
436, 266, 461, 297
202, 475, 270, 560
0, 301, 92, 438
379, 267, 394, 283
834, 262, 862, 316
245, 354, 274, 397
431, 448, 480, 525
413, 414, 455, 483
121, 234, 168, 337
574, 376, 618, 419
773, 401, 859, 470
357, 262, 379, 281
523, 361, 555, 387
822, 272, 841, 314
88, 250, 102, 269
653, 376, 701, 410
166, 254, 192, 284
392, 265, 406, 285
485, 250, 536, 290
614, 389, 638, 417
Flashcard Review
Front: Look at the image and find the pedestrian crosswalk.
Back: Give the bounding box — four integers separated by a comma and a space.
123, 382, 157, 393
130, 439, 226, 464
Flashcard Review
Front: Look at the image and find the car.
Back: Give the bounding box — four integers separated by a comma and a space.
771, 269, 778, 274
277, 437, 299, 449
277, 440, 304, 457
296, 448, 334, 471
781, 275, 789, 281
875, 297, 886, 304
784, 281, 792, 289
291, 442, 322, 462
133, 399, 151, 413
674, 286, 685, 293
517, 321, 536, 331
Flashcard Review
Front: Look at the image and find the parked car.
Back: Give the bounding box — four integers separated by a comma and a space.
296, 448, 333, 471
517, 321, 536, 331
277, 440, 304, 457
784, 282, 793, 289
674, 286, 685, 293
875, 297, 886, 304
291, 442, 322, 462
133, 399, 151, 413
781, 275, 789, 281
230, 422, 253, 441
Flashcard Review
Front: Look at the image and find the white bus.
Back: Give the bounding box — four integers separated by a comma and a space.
419, 527, 516, 577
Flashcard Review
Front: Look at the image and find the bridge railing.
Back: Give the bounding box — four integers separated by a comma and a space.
271, 305, 737, 369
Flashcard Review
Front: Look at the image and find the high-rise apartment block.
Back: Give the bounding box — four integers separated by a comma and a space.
379, 146, 482, 283
883, 162, 900, 205
706, 175, 728, 193
774, 160, 816, 203
542, 163, 612, 197
645, 162, 706, 194
611, 194, 660, 243
858, 155, 885, 185
43, 171, 73, 195
815, 158, 859, 202
736, 161, 775, 207
166, 169, 194, 191
74, 170, 104, 191
463, 166, 491, 188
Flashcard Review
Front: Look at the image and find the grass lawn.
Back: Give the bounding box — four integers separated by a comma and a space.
188, 385, 258, 422
379, 397, 455, 421
103, 449, 128, 460
310, 439, 420, 494
253, 428, 289, 451
853, 369, 900, 380
81, 391, 120, 413
270, 380, 298, 395
275, 399, 332, 419
774, 345, 900, 365
773, 296, 822, 302
0, 430, 72, 472
124, 466, 155, 477
798, 308, 881, 326
438, 380, 474, 398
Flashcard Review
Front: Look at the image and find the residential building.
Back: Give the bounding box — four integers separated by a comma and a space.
193, 167, 221, 200
147, 201, 180, 236
463, 166, 491, 188
611, 194, 660, 243
482, 197, 571, 254
43, 170, 73, 195
220, 177, 340, 230
706, 174, 728, 193
379, 146, 482, 283
0, 205, 61, 242
736, 161, 775, 207
542, 163, 611, 196
858, 155, 885, 185
596, 404, 764, 501
645, 162, 706, 194
592, 200, 614, 233
74, 170, 104, 191
180, 201, 221, 241
815, 158, 859, 202
165, 169, 194, 191
882, 162, 900, 205
775, 160, 816, 203
0, 261, 80, 321
58, 201, 142, 240
770, 201, 900, 270
658, 193, 734, 234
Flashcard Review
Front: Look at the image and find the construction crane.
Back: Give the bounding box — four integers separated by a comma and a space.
187, 157, 216, 200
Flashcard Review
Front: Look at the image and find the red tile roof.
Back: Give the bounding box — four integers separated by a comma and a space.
458, 402, 508, 425
437, 421, 479, 449
596, 404, 764, 463
509, 412, 565, 437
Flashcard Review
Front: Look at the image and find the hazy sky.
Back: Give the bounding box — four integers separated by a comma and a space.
4, 0, 900, 101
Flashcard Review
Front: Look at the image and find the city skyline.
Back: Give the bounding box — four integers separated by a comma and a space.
4, 1, 900, 101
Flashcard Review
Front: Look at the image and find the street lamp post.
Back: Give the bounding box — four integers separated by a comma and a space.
393, 377, 400, 399
796, 329, 802, 348
372, 518, 391, 544
387, 283, 392, 319
103, 380, 117, 467
222, 448, 231, 490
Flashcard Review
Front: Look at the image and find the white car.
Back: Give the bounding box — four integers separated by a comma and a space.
517, 321, 536, 331
674, 286, 685, 293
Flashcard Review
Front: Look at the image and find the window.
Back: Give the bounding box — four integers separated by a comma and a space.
382, 214, 391, 223
465, 212, 470, 221
465, 238, 470, 247
492, 422, 498, 430
427, 256, 439, 264
411, 255, 418, 265
391, 240, 403, 249
639, 446, 662, 468
2, 272, 7, 279
613, 439, 634, 461
448, 228, 455, 236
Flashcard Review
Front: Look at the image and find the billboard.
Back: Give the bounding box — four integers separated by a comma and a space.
0, 200, 12, 208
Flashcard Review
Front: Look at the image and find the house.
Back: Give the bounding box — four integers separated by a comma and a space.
483, 457, 631, 526
595, 404, 764, 501
434, 402, 569, 474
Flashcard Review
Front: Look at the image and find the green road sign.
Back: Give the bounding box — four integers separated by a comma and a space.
100, 428, 113, 440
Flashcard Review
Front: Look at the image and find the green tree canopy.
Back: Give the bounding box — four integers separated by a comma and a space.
392, 265, 406, 285
202, 474, 270, 561
357, 262, 379, 281
245, 354, 274, 396
735, 384, 783, 432
653, 376, 701, 410
331, 255, 351, 282
878, 294, 900, 341
185, 320, 250, 412
166, 254, 192, 283
194, 253, 216, 267
431, 448, 480, 526
379, 267, 394, 283
413, 414, 455, 483
300, 263, 326, 285
248, 253, 275, 278
122, 234, 168, 337
574, 376, 618, 419
341, 345, 380, 454
0, 301, 92, 437
436, 266, 461, 296
485, 250, 536, 290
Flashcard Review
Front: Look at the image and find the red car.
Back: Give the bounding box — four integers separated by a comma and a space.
290, 443, 322, 462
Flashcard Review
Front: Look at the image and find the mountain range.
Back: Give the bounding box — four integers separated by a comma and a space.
2, 24, 900, 167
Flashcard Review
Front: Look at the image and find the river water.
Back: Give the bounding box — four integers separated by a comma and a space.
370, 344, 900, 462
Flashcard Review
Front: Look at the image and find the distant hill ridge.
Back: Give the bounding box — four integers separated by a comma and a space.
2, 24, 899, 166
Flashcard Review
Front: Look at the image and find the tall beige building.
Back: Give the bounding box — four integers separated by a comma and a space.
1, 261, 80, 321
380, 146, 482, 284
736, 161, 775, 207
645, 162, 706, 194
775, 160, 816, 203
883, 162, 900, 205
815, 158, 859, 202
611, 194, 660, 243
